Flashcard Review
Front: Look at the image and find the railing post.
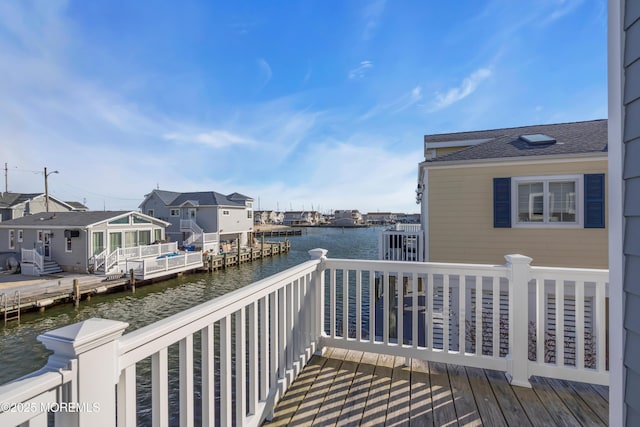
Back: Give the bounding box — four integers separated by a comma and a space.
37, 318, 129, 427
308, 248, 327, 355
505, 254, 533, 388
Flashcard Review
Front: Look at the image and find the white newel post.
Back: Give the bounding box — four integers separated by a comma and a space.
38, 318, 129, 427
308, 248, 327, 355
504, 254, 533, 388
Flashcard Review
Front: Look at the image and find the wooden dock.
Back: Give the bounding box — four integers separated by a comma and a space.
254, 229, 303, 237
0, 241, 291, 320
265, 347, 609, 426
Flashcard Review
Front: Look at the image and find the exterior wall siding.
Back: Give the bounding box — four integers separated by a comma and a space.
427, 159, 608, 268
623, 1, 640, 423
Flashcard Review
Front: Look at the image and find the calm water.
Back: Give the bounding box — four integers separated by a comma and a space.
0, 226, 381, 385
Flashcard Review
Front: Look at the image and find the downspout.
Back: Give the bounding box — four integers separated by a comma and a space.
84, 229, 90, 273
417, 166, 428, 261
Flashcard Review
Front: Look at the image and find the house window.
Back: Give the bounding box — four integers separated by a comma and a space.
37, 230, 43, 242
66, 237, 72, 253
222, 210, 230, 216
17, 230, 23, 243
170, 209, 180, 217
110, 232, 122, 252
154, 229, 162, 243
9, 230, 15, 249
247, 210, 253, 219
147, 209, 154, 217
139, 230, 151, 246
512, 175, 581, 227
93, 232, 105, 255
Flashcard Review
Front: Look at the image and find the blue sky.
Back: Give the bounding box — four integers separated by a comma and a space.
0, 0, 607, 213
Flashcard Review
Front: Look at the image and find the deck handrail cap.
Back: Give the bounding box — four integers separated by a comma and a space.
37, 318, 129, 357
308, 248, 328, 260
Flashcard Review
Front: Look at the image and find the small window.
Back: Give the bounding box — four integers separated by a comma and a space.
17, 230, 23, 243
222, 210, 230, 216
109, 216, 130, 225
37, 230, 43, 242
170, 209, 180, 217
147, 209, 155, 217
65, 237, 72, 252
247, 210, 253, 219
513, 175, 581, 227
9, 230, 15, 249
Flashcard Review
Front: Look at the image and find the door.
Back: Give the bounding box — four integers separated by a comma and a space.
43, 231, 52, 260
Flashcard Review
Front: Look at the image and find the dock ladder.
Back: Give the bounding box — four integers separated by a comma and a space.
2, 291, 21, 325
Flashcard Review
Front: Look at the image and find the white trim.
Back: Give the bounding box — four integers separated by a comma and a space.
65, 237, 72, 253
424, 138, 493, 150
511, 174, 584, 228
419, 152, 607, 170
17, 229, 23, 243
607, 0, 625, 424
170, 209, 180, 217
8, 229, 15, 250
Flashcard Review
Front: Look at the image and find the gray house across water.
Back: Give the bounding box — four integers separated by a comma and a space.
0, 211, 169, 275
139, 189, 254, 251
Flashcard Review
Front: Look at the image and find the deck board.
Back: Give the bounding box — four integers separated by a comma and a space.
264, 348, 610, 427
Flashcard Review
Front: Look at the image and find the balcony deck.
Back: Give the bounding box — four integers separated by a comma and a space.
266, 347, 609, 427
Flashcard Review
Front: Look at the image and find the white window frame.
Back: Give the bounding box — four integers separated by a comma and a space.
65, 237, 72, 253
17, 229, 23, 243
222, 210, 230, 216
9, 230, 15, 250
512, 174, 583, 228
147, 209, 155, 217
170, 209, 180, 217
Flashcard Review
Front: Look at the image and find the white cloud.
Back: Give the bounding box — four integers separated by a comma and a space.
362, 0, 386, 40
430, 68, 492, 111
546, 0, 584, 23
348, 60, 373, 79
163, 130, 254, 148
360, 85, 422, 120
257, 58, 272, 88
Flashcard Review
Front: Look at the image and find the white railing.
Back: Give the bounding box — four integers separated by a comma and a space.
394, 223, 421, 232
379, 229, 425, 261
126, 251, 204, 280
90, 248, 108, 272
180, 219, 204, 235
96, 243, 179, 275
0, 250, 609, 426
20, 249, 44, 275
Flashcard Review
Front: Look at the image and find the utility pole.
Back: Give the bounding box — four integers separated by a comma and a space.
44, 167, 59, 212
4, 162, 7, 194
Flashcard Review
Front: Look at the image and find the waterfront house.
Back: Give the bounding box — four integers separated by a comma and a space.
254, 210, 282, 225
364, 211, 396, 225
139, 189, 254, 252
0, 210, 170, 275
0, 192, 80, 222
282, 210, 320, 226
333, 209, 364, 226
415, 119, 608, 268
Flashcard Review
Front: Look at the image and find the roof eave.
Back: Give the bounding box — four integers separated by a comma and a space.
419, 151, 608, 169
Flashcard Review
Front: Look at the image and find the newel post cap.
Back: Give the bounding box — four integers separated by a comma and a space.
38, 318, 129, 358
308, 248, 328, 260
504, 254, 533, 266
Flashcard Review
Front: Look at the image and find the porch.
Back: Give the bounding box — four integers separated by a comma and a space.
267, 347, 608, 426
0, 250, 609, 427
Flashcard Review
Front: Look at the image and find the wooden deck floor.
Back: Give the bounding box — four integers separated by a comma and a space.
264, 348, 609, 427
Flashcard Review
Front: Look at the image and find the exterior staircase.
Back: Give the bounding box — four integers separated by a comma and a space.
41, 260, 63, 275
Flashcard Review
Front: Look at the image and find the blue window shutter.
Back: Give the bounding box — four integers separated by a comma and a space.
493, 177, 511, 228
584, 173, 605, 228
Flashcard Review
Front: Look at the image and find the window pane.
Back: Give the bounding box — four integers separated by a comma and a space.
125, 231, 138, 247
549, 181, 576, 222
110, 232, 122, 251
93, 232, 104, 255
139, 230, 151, 245
518, 182, 544, 222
